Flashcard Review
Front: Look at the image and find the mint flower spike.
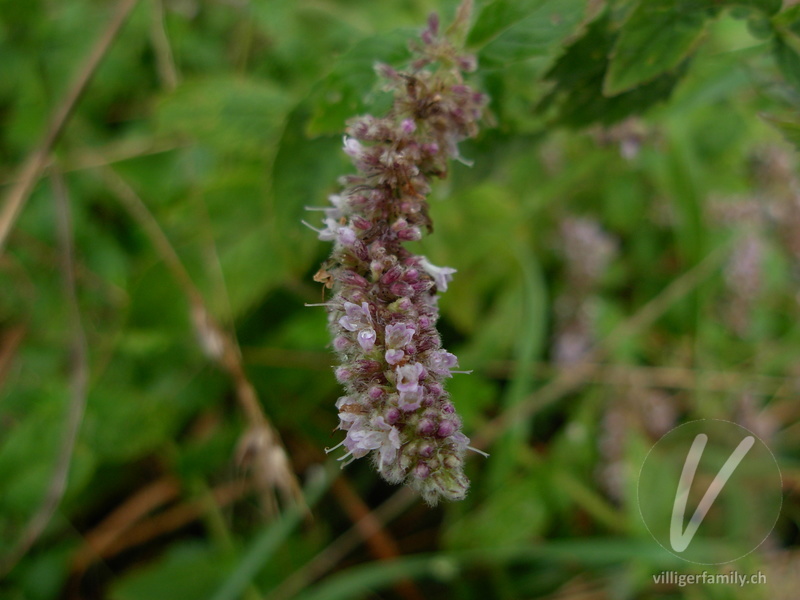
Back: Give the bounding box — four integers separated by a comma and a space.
308, 7, 488, 505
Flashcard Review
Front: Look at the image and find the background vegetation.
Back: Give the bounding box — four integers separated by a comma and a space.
1, 0, 800, 598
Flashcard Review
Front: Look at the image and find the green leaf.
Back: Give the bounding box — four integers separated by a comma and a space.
111, 543, 235, 600
773, 34, 800, 90
773, 4, 800, 37
773, 6, 800, 91
445, 466, 548, 550
730, 0, 780, 15
306, 29, 413, 136
14, 545, 72, 600
216, 228, 289, 316
761, 113, 800, 151
746, 12, 775, 40
271, 105, 345, 275
604, 0, 717, 96
0, 385, 93, 517
82, 351, 221, 463
467, 0, 587, 68
539, 13, 685, 127
156, 77, 292, 157
425, 182, 529, 335
446, 374, 496, 431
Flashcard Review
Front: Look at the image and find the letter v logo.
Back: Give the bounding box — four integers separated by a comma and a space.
669, 433, 755, 552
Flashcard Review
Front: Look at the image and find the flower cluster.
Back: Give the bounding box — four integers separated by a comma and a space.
552, 217, 617, 365
306, 10, 487, 505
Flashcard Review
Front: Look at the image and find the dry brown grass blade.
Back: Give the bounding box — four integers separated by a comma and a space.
70, 478, 252, 579
101, 166, 307, 520
542, 575, 610, 600
0, 0, 141, 254
71, 476, 182, 573
0, 139, 183, 187
0, 170, 89, 576
242, 347, 799, 398
485, 361, 800, 397
149, 0, 179, 91
88, 479, 251, 564
330, 478, 425, 600
0, 324, 26, 388
268, 487, 417, 600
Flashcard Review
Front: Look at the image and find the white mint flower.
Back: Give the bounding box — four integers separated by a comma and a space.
419, 256, 457, 292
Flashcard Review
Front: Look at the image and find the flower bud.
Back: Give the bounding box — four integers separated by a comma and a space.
333, 336, 351, 352
417, 419, 436, 436
385, 407, 401, 424
437, 420, 457, 437
414, 462, 431, 479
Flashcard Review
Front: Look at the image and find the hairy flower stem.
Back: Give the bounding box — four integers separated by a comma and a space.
307, 6, 486, 505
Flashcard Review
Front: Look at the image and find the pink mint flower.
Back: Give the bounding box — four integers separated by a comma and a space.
385, 323, 415, 348
385, 349, 405, 365
357, 328, 377, 351
308, 6, 487, 505
427, 349, 459, 378
396, 362, 425, 393
338, 301, 372, 331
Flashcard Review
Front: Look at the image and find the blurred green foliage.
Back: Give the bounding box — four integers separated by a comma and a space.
1, 0, 800, 599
